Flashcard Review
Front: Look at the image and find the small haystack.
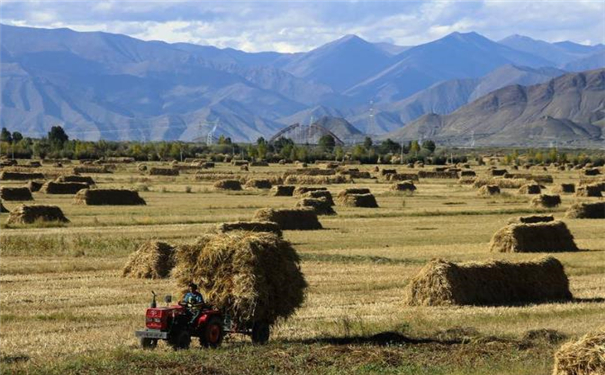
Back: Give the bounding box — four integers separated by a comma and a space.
0, 171, 45, 181
216, 221, 282, 237
488, 168, 508, 176
271, 185, 295, 196
565, 202, 605, 219
284, 175, 348, 185
478, 185, 500, 196
0, 187, 34, 201
40, 181, 88, 194
214, 179, 242, 191
553, 183, 575, 194
295, 197, 335, 215
552, 331, 605, 375
28, 180, 44, 192
403, 257, 572, 306
583, 168, 601, 176
149, 167, 179, 176
302, 190, 334, 205
337, 193, 379, 208
172, 232, 307, 325
489, 221, 578, 253
508, 215, 554, 224
73, 166, 111, 174
518, 183, 542, 194
6, 204, 69, 224
337, 188, 371, 198
245, 179, 272, 190
460, 170, 476, 177
293, 186, 327, 197
386, 173, 420, 182
531, 194, 562, 208
122, 241, 176, 279
391, 181, 417, 192
73, 189, 146, 205
576, 185, 602, 197
55, 175, 95, 185
252, 208, 322, 230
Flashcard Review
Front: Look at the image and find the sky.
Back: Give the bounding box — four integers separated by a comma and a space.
1, 0, 604, 52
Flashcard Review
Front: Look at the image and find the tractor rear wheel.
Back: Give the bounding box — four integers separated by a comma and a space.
251, 321, 270, 345
169, 330, 191, 350
200, 316, 223, 348
140, 337, 158, 350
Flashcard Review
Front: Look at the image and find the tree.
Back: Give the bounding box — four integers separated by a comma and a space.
257, 142, 268, 160
48, 126, 69, 147
409, 140, 420, 155
334, 146, 345, 161
378, 138, 400, 154
318, 134, 336, 152
421, 140, 436, 153
256, 137, 267, 145
1, 127, 12, 143
363, 136, 373, 150
11, 131, 23, 142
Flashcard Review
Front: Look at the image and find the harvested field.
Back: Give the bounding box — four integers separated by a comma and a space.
214, 179, 243, 191
0, 171, 45, 180
6, 204, 69, 224
40, 181, 88, 194
403, 257, 572, 306
565, 202, 605, 219
478, 185, 500, 196
489, 221, 578, 253
148, 167, 179, 176
552, 331, 605, 375
245, 179, 272, 189
216, 221, 282, 237
302, 190, 334, 205
337, 193, 379, 208
0, 187, 34, 201
295, 197, 336, 215
252, 208, 322, 230
530, 194, 562, 208
271, 185, 295, 196
73, 189, 146, 205
122, 241, 175, 279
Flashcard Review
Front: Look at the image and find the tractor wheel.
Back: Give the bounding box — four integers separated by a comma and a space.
169, 330, 191, 350
251, 321, 270, 345
200, 317, 224, 348
140, 337, 158, 350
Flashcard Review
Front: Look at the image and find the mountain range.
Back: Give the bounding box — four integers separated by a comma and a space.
1, 24, 604, 146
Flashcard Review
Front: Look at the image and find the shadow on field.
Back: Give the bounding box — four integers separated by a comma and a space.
572, 297, 605, 303
288, 331, 470, 347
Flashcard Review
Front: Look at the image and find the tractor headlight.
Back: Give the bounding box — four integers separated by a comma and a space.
153, 318, 161, 323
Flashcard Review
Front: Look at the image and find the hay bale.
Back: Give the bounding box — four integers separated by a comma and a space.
216, 221, 282, 237
122, 241, 176, 279
252, 208, 322, 230
0, 171, 45, 180
460, 170, 476, 177
137, 164, 148, 172
489, 169, 508, 176
391, 181, 417, 192
552, 331, 605, 375
283, 175, 348, 184
553, 184, 575, 194
337, 193, 379, 208
531, 194, 562, 208
583, 168, 601, 176
508, 215, 555, 224
386, 173, 420, 182
478, 185, 500, 195
40, 181, 88, 194
518, 183, 542, 194
73, 189, 146, 205
489, 221, 578, 253
149, 167, 179, 176
271, 185, 295, 196
380, 169, 397, 176
293, 186, 327, 197
565, 202, 605, 219
250, 161, 269, 167
245, 179, 272, 190
6, 204, 69, 224
0, 187, 33, 201
418, 170, 459, 179
28, 180, 44, 192
214, 179, 242, 191
337, 188, 371, 198
72, 166, 111, 174
172, 232, 307, 325
473, 177, 527, 189
302, 190, 334, 205
295, 197, 335, 215
403, 257, 572, 306
55, 175, 95, 185
576, 185, 602, 197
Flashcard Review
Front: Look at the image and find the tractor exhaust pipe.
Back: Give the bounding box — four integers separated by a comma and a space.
150, 291, 157, 308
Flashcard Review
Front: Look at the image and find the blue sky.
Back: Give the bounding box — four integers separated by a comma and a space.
1, 1, 604, 52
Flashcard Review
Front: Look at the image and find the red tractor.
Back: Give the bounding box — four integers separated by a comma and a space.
135, 292, 270, 350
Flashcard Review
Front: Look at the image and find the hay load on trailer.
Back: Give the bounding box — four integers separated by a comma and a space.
271, 185, 295, 196
565, 202, 605, 219
40, 181, 88, 194
252, 208, 322, 230
508, 215, 554, 224
73, 189, 146, 205
122, 241, 176, 279
295, 197, 335, 215
172, 231, 307, 326
552, 331, 605, 375
530, 194, 562, 208
216, 221, 282, 237
214, 179, 243, 191
0, 171, 45, 181
489, 221, 578, 253
0, 187, 34, 201
391, 181, 417, 192
478, 185, 500, 196
6, 204, 69, 224
403, 257, 572, 306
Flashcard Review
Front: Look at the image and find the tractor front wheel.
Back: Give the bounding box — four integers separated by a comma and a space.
251, 322, 270, 345
200, 317, 224, 348
140, 337, 158, 350
169, 330, 191, 350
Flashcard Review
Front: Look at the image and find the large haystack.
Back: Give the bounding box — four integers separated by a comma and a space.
553, 183, 575, 194
391, 181, 417, 192
518, 183, 542, 194
293, 186, 327, 197
0, 171, 45, 180
216, 221, 282, 237
252, 208, 322, 230
149, 167, 179, 176
122, 241, 176, 279
403, 257, 572, 306
73, 189, 146, 205
214, 179, 243, 191
6, 204, 69, 224
565, 202, 605, 219
40, 181, 88, 194
552, 331, 605, 375
576, 185, 602, 197
0, 187, 34, 201
478, 185, 500, 196
531, 194, 562, 208
302, 190, 334, 205
508, 215, 554, 224
271, 185, 295, 196
295, 197, 335, 215
489, 221, 578, 253
172, 232, 307, 325
337, 193, 379, 208
245, 179, 272, 189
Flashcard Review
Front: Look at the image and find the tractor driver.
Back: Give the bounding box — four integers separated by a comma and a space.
181, 282, 205, 324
